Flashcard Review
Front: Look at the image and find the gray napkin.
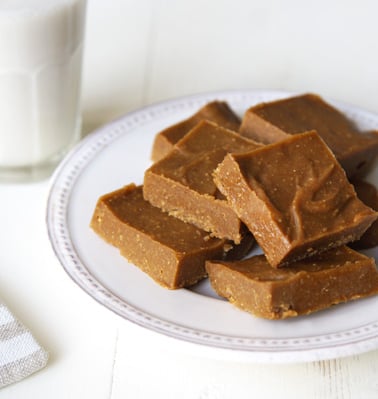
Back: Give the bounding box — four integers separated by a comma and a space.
0, 302, 48, 388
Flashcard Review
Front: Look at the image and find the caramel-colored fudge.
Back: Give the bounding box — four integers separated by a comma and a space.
206, 246, 378, 319
350, 179, 378, 249
214, 131, 377, 267
151, 101, 241, 162
90, 184, 254, 289
240, 93, 378, 178
144, 120, 262, 243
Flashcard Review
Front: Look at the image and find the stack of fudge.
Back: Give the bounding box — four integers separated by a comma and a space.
91, 93, 378, 319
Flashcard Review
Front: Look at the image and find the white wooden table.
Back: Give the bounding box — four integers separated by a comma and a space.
1, 1, 378, 397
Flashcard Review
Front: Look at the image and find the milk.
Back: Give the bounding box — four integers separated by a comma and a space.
0, 0, 86, 179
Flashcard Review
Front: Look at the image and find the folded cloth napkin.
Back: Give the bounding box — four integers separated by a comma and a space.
0, 302, 48, 388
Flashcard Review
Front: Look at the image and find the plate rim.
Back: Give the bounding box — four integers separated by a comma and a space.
46, 88, 378, 363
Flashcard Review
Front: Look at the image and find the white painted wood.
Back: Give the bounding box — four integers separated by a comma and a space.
112, 325, 378, 399
0, 183, 118, 398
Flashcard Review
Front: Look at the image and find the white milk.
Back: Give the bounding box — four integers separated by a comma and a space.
0, 0, 86, 178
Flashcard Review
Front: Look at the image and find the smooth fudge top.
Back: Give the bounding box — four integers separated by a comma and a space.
147, 120, 261, 196
144, 120, 262, 243
239, 93, 378, 177
90, 184, 254, 289
92, 184, 226, 252
213, 130, 378, 266
151, 100, 241, 162
206, 246, 378, 319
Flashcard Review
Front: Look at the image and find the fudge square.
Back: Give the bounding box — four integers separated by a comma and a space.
151, 100, 241, 162
90, 184, 254, 289
213, 131, 377, 267
206, 246, 378, 319
239, 93, 378, 178
144, 120, 261, 243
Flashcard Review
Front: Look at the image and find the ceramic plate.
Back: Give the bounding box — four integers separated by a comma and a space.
46, 89, 378, 363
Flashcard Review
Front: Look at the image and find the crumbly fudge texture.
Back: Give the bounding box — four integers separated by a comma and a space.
151, 101, 241, 162
213, 131, 378, 267
239, 93, 378, 178
350, 179, 378, 249
90, 184, 255, 289
206, 246, 378, 319
144, 120, 261, 243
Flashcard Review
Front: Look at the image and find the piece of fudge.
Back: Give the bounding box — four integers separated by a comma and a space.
239, 93, 378, 178
213, 131, 377, 267
90, 184, 255, 289
350, 179, 378, 249
144, 120, 262, 243
206, 246, 378, 319
151, 101, 241, 162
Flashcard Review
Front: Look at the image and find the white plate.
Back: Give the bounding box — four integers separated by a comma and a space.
46, 89, 378, 363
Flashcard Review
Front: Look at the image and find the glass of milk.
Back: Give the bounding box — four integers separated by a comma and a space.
0, 0, 86, 182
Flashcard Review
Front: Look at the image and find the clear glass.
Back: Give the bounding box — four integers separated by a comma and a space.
0, 0, 87, 182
